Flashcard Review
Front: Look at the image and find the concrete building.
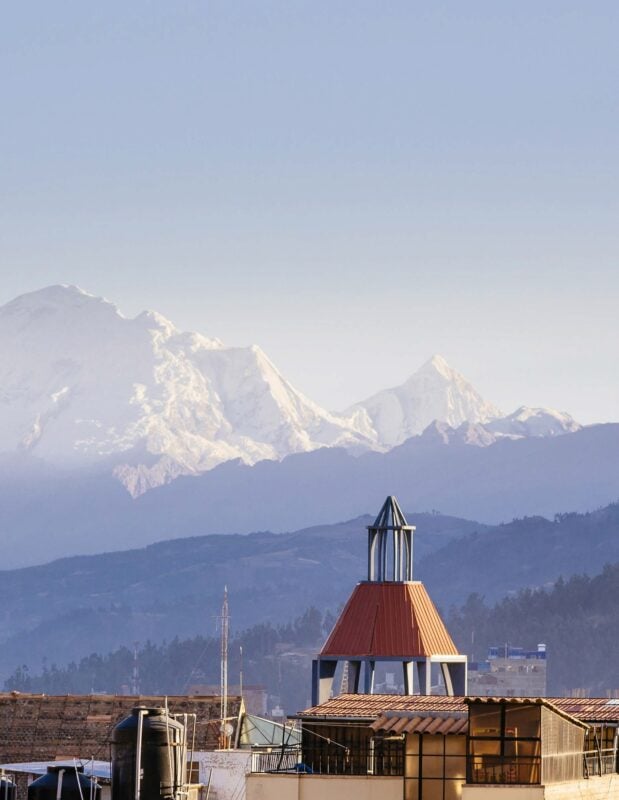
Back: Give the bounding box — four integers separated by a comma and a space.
247, 693, 619, 800
468, 645, 547, 698
248, 498, 619, 799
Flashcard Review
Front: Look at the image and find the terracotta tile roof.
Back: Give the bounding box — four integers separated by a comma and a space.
371, 712, 468, 735
299, 693, 619, 726
550, 697, 619, 723
320, 582, 458, 658
299, 693, 467, 719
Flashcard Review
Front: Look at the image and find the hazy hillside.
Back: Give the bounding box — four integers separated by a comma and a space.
2, 502, 619, 683
8, 563, 619, 706
448, 563, 619, 694
0, 511, 481, 677
1, 422, 618, 568
419, 501, 619, 606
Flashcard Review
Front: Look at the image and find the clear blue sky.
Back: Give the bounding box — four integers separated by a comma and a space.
1, 1, 617, 422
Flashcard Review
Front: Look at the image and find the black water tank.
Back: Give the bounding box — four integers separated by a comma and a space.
0, 776, 16, 800
111, 707, 186, 800
28, 767, 100, 800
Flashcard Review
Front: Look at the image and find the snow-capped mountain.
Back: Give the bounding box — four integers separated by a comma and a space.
0, 285, 369, 495
485, 406, 581, 438
0, 286, 582, 495
345, 354, 502, 447
418, 409, 581, 448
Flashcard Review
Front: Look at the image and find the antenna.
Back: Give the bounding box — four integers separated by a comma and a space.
131, 641, 141, 695
220, 587, 229, 748
239, 645, 243, 702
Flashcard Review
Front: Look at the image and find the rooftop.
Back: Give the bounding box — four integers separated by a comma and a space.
320, 582, 459, 659
299, 693, 619, 725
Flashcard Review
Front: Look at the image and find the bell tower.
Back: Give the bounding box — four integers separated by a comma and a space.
312, 496, 467, 705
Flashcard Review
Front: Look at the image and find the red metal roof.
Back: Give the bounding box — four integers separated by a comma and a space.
320, 581, 459, 658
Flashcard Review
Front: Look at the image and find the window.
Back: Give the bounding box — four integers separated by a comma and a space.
405, 734, 466, 800
468, 703, 541, 785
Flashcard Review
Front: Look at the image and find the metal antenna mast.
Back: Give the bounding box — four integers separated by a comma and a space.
131, 641, 140, 695
220, 586, 229, 747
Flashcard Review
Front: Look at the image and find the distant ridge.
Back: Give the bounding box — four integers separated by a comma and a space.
0, 422, 616, 568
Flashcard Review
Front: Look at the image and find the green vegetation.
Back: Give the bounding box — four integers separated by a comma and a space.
4, 607, 334, 713
447, 563, 619, 695
7, 562, 619, 704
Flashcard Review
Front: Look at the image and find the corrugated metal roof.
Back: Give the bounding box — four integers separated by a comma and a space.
550, 697, 619, 723
0, 761, 110, 781
320, 582, 458, 658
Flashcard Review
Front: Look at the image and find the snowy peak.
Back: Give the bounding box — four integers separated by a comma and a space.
416, 407, 582, 450
486, 406, 582, 438
1, 283, 126, 318
346, 354, 501, 447
0, 286, 584, 496
0, 285, 370, 495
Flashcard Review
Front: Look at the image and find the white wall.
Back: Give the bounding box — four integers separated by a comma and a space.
193, 750, 252, 800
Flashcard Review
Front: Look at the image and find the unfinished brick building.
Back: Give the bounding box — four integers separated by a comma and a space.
0, 692, 242, 763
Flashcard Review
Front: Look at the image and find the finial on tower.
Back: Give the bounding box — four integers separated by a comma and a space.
367, 496, 415, 582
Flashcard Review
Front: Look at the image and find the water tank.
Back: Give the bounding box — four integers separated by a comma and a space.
28, 767, 100, 800
0, 775, 16, 800
112, 707, 186, 800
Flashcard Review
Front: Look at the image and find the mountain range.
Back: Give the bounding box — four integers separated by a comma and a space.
0, 285, 580, 495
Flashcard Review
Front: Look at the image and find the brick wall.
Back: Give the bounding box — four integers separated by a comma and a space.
0, 693, 242, 763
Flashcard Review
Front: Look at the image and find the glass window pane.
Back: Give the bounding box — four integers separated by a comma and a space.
471, 740, 501, 756
422, 736, 444, 755
422, 782, 443, 800
404, 779, 419, 800
406, 733, 420, 755
406, 752, 419, 778
446, 735, 466, 755
421, 754, 443, 778
470, 705, 502, 737
445, 754, 466, 780
505, 705, 541, 738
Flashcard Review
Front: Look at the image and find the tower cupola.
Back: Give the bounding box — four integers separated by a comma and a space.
367, 495, 415, 581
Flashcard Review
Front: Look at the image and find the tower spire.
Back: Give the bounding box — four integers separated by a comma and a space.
367, 495, 415, 581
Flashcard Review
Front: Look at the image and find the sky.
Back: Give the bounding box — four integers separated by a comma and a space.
1, 1, 617, 423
